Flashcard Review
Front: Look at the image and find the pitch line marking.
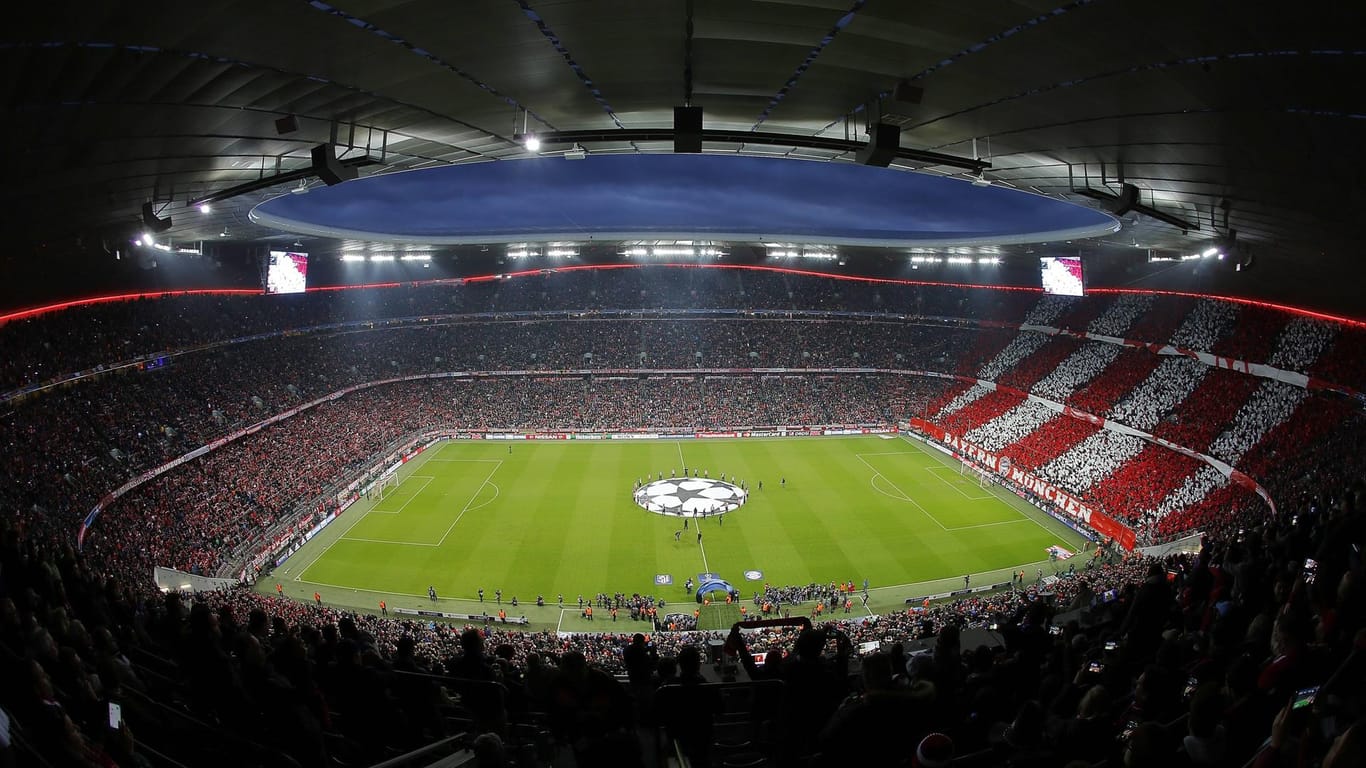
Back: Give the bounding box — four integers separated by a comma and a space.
897, 433, 1077, 546
437, 460, 503, 547
869, 473, 911, 502
426, 458, 505, 462
463, 482, 500, 514
676, 440, 686, 469
295, 578, 435, 602
370, 476, 433, 514
943, 518, 1031, 532
854, 454, 948, 531
924, 465, 995, 501
340, 536, 439, 547
292, 444, 446, 583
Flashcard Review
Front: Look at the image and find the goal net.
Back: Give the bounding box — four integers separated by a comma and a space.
369, 473, 399, 500
959, 460, 993, 489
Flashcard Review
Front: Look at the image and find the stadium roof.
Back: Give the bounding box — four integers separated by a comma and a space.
2, 1, 1363, 311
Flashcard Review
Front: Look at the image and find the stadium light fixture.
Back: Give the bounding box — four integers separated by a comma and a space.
341, 254, 366, 262
524, 134, 541, 152
1201, 247, 1219, 258
197, 203, 212, 214
141, 233, 154, 247
400, 254, 432, 262
369, 254, 395, 262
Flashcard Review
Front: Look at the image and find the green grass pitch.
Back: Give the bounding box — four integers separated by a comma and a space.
270, 436, 1088, 628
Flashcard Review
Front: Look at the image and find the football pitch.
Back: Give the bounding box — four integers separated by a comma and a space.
270, 435, 1088, 630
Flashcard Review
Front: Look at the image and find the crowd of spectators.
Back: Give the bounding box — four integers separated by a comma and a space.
7, 487, 1365, 766
1108, 358, 1212, 432
0, 298, 1348, 588
996, 337, 1084, 393
1156, 369, 1266, 455
994, 415, 1101, 477
1037, 431, 1149, 500
1032, 342, 1123, 403
83, 374, 943, 576
1085, 293, 1153, 338
1, 275, 1365, 765
1267, 318, 1337, 375
1169, 299, 1240, 354
939, 391, 1028, 435
1067, 349, 1163, 416
965, 401, 1061, 454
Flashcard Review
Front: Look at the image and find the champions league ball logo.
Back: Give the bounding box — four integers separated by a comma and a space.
634, 477, 748, 517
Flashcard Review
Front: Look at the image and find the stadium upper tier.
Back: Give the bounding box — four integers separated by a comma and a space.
2, 266, 1364, 396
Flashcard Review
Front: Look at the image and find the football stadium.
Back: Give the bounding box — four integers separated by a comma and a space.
2, 4, 1364, 768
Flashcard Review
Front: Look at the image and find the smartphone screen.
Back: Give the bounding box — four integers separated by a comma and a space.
108, 702, 122, 729
1304, 558, 1319, 585
1183, 676, 1198, 699
1293, 686, 1319, 710
1048, 625, 1062, 636
1104, 641, 1118, 651
1087, 661, 1104, 674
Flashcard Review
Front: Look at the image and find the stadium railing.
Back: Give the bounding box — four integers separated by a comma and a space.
365, 733, 473, 768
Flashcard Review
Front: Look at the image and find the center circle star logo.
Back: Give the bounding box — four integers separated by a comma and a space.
634, 478, 747, 517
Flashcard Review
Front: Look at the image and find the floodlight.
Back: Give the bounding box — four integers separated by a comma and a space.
524, 135, 541, 152
198, 203, 211, 214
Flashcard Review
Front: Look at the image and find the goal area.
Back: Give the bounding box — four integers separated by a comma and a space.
959, 460, 993, 489
367, 472, 400, 500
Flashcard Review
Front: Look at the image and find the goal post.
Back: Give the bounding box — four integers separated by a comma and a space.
959, 460, 993, 489
368, 473, 399, 500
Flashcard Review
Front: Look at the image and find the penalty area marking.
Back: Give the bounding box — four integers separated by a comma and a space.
436, 460, 503, 547
854, 454, 948, 531
340, 536, 438, 547
924, 465, 995, 501
292, 445, 445, 582
896, 434, 1076, 546
869, 473, 911, 502
369, 476, 434, 514
463, 482, 501, 515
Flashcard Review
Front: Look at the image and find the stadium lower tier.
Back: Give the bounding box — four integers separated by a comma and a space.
58, 368, 1300, 590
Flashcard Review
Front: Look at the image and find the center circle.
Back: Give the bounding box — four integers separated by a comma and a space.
633, 477, 748, 517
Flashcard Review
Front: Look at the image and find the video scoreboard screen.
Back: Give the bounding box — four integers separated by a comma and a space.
266, 251, 308, 294
1039, 255, 1085, 296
